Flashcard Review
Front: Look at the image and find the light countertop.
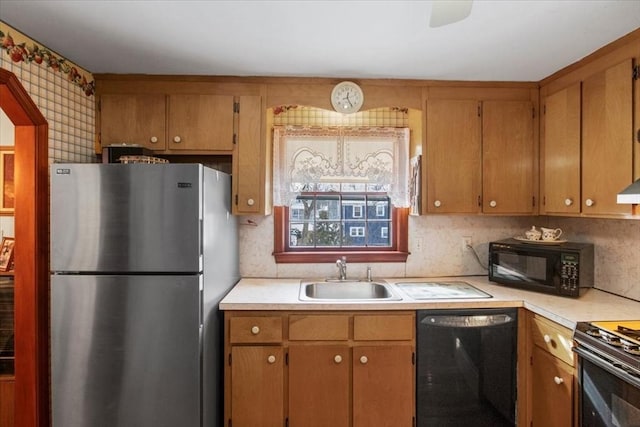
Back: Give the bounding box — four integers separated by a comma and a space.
220, 276, 640, 330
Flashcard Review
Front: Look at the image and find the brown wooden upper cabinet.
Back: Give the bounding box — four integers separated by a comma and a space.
582, 59, 634, 217
168, 94, 235, 151
425, 97, 535, 215
100, 93, 237, 153
426, 99, 482, 213
100, 93, 167, 150
542, 83, 582, 215
482, 100, 536, 214
542, 59, 635, 217
232, 95, 264, 215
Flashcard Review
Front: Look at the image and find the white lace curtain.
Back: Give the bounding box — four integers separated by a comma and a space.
273, 126, 410, 207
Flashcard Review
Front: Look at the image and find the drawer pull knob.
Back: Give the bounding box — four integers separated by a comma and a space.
334, 355, 342, 364
553, 376, 564, 385
173, 136, 182, 143
267, 355, 276, 364
543, 334, 552, 344
247, 198, 255, 206
489, 200, 497, 208
150, 136, 158, 143
585, 198, 594, 207
564, 198, 573, 206
250, 326, 260, 335
360, 356, 368, 364
434, 200, 441, 208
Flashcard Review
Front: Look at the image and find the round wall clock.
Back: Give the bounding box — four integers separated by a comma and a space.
331, 81, 364, 114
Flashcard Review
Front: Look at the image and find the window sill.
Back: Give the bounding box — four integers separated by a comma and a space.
273, 250, 410, 264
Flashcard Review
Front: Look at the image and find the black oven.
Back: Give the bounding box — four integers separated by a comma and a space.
574, 322, 640, 427
488, 238, 594, 297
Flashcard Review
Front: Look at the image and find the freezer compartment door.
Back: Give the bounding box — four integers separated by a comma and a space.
51, 163, 203, 272
51, 275, 201, 427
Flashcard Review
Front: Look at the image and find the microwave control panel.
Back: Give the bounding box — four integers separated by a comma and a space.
560, 253, 579, 294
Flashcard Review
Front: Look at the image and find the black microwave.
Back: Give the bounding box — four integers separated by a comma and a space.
488, 238, 594, 297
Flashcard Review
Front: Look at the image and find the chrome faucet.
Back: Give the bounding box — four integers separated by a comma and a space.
336, 256, 347, 280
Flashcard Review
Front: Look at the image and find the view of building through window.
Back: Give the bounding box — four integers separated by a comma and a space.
289, 193, 391, 248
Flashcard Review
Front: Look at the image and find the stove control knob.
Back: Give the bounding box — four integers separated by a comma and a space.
553, 376, 564, 385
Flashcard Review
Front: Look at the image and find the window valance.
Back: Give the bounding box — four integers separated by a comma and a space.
273, 126, 410, 207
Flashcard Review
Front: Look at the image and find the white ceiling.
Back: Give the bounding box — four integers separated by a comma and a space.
1, 0, 639, 81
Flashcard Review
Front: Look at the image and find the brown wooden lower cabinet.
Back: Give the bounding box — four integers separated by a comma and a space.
352, 345, 414, 427
531, 346, 574, 427
289, 344, 350, 427
225, 311, 415, 427
527, 312, 576, 427
0, 376, 14, 427
230, 346, 284, 427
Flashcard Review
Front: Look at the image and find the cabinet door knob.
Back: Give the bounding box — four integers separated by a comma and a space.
564, 198, 573, 206
247, 198, 255, 206
360, 356, 368, 364
150, 136, 159, 143
543, 334, 552, 344
434, 200, 441, 208
334, 355, 342, 364
585, 198, 594, 207
553, 376, 564, 385
173, 136, 182, 143
250, 326, 260, 335
489, 200, 497, 208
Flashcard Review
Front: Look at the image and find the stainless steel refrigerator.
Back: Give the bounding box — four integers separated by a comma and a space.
50, 163, 239, 427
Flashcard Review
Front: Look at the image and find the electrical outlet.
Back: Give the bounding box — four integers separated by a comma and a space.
462, 236, 473, 252
415, 238, 423, 252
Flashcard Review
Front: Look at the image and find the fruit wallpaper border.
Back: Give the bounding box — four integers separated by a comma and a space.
0, 26, 95, 96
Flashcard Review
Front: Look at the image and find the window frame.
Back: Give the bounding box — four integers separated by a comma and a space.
349, 226, 365, 237
273, 205, 409, 263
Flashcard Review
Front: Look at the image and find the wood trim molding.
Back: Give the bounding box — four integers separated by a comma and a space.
0, 67, 50, 427
273, 206, 409, 263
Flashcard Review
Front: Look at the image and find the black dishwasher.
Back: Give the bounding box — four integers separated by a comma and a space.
416, 308, 517, 427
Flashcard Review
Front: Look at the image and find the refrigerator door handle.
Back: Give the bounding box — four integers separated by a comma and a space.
199, 288, 204, 327
199, 218, 204, 257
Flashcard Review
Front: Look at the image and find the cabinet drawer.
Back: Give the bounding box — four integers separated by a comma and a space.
531, 315, 574, 366
353, 314, 414, 341
229, 316, 283, 343
289, 315, 349, 341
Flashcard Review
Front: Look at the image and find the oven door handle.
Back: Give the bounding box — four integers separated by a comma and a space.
574, 346, 640, 389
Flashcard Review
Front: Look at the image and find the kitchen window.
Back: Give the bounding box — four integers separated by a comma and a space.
272, 126, 410, 263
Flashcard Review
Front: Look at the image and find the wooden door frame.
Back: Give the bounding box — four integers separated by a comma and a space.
0, 68, 50, 427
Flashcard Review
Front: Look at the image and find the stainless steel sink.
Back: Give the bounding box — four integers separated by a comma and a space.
299, 280, 402, 301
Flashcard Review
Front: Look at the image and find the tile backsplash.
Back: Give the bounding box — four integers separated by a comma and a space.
239, 214, 640, 302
